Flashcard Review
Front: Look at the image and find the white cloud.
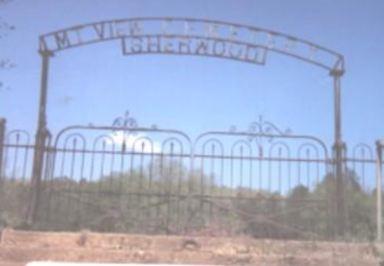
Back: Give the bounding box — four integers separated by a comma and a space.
107, 131, 161, 154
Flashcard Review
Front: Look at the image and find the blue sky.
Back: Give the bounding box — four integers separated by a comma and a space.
1, 0, 384, 149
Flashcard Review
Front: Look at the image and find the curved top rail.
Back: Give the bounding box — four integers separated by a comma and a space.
193, 130, 330, 160
39, 17, 344, 74
53, 124, 192, 148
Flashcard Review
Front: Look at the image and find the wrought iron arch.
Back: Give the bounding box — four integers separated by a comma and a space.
30, 17, 346, 233
39, 17, 344, 72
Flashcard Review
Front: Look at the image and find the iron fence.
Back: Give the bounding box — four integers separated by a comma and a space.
0, 119, 382, 241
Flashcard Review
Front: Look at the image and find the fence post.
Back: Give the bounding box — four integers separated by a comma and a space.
330, 69, 346, 237
376, 140, 383, 242
27, 50, 52, 226
27, 128, 49, 225
0, 118, 6, 184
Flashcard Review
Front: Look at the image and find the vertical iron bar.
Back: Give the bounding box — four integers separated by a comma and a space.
109, 142, 116, 191
22, 142, 29, 182
287, 159, 292, 192
166, 142, 174, 233
69, 138, 77, 226
278, 147, 282, 193
176, 156, 182, 233
119, 141, 126, 195
209, 143, 215, 223
186, 142, 195, 234
118, 141, 126, 225
157, 151, 163, 226
148, 148, 154, 228
239, 145, 244, 189
361, 153, 366, 190
200, 152, 205, 216
376, 140, 383, 242
258, 147, 263, 190
0, 118, 5, 186
78, 140, 86, 226
138, 142, 145, 226
268, 157, 272, 192
306, 148, 310, 188
11, 133, 20, 180
98, 143, 105, 194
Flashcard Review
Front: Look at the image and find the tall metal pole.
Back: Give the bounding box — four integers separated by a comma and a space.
27, 50, 52, 225
331, 69, 345, 237
376, 140, 383, 242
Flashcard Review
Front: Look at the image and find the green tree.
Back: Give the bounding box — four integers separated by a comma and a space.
313, 169, 375, 240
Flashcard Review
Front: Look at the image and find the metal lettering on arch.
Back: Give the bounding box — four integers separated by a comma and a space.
39, 17, 344, 71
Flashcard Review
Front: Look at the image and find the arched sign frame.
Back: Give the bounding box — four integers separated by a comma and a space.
30, 17, 346, 233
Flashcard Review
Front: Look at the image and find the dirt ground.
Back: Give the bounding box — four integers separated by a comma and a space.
0, 229, 381, 266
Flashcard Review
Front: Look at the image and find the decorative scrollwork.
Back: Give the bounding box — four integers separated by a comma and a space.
247, 116, 291, 143
112, 110, 138, 128
111, 111, 138, 145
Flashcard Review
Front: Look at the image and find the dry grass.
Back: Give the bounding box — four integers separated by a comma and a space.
0, 228, 381, 265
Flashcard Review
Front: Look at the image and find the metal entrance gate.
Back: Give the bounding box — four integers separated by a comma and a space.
34, 121, 333, 238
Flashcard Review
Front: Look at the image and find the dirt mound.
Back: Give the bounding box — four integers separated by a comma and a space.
0, 229, 380, 265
